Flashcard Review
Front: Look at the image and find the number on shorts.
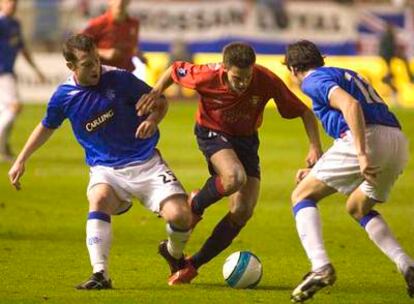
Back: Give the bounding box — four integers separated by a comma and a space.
158, 170, 178, 184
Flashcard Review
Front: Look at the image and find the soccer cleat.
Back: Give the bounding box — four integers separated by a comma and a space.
158, 240, 186, 275
168, 258, 198, 286
291, 263, 336, 303
189, 189, 202, 229
404, 266, 414, 298
76, 271, 112, 290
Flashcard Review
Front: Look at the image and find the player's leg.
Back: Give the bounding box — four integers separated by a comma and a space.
0, 74, 21, 161
345, 126, 413, 297
192, 176, 259, 268
77, 183, 124, 290
290, 174, 338, 302
190, 125, 246, 223
346, 188, 414, 281
158, 193, 192, 278
128, 152, 193, 284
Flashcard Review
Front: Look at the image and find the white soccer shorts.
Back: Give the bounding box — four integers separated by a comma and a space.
311, 125, 409, 202
87, 151, 186, 214
0, 74, 19, 109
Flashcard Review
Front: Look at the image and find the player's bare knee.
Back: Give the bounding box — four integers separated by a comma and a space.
221, 170, 247, 194
291, 187, 305, 205
163, 198, 192, 229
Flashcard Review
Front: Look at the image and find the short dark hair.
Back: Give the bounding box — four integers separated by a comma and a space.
284, 40, 325, 72
62, 34, 96, 63
223, 42, 256, 69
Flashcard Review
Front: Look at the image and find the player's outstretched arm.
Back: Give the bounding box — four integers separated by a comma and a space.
136, 66, 174, 116
135, 96, 168, 139
8, 123, 55, 190
300, 108, 323, 167
329, 87, 380, 185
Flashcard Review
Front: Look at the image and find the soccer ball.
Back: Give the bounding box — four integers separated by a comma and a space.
222, 251, 263, 289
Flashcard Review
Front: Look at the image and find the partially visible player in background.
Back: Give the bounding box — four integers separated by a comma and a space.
284, 40, 414, 302
8, 34, 192, 289
137, 42, 323, 285
0, 0, 45, 162
82, 0, 146, 74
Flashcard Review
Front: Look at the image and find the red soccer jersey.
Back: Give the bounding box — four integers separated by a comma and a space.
171, 61, 308, 136
83, 11, 139, 71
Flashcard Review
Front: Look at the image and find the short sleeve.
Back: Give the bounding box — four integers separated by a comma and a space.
302, 72, 338, 106
171, 61, 214, 90
268, 72, 308, 119
82, 18, 101, 42
41, 91, 66, 129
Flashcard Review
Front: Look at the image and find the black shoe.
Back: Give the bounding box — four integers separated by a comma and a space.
158, 240, 186, 275
404, 266, 414, 298
291, 264, 336, 303
76, 271, 112, 290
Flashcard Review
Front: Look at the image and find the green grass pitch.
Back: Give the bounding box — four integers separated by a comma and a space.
0, 102, 413, 304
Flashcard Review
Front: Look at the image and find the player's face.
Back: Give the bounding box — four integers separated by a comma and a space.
70, 49, 101, 86
225, 65, 253, 95
1, 0, 17, 16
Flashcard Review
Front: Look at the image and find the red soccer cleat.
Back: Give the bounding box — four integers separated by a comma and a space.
168, 258, 198, 286
189, 190, 202, 229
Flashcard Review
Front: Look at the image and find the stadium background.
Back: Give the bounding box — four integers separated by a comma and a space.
1, 1, 414, 304
12, 0, 414, 106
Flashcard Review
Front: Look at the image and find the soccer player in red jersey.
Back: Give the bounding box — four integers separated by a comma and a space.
138, 42, 323, 285
82, 0, 146, 72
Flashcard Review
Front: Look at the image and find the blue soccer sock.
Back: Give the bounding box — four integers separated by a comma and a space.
293, 199, 330, 271
360, 210, 414, 273
86, 211, 112, 278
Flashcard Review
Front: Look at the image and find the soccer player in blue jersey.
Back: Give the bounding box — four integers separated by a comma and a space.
284, 40, 414, 302
8, 34, 193, 289
0, 0, 45, 162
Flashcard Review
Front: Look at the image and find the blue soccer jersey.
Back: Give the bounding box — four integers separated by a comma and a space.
42, 66, 159, 167
0, 14, 24, 74
301, 67, 400, 139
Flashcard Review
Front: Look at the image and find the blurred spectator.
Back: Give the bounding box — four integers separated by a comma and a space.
257, 0, 289, 29
33, 0, 59, 51
0, 0, 45, 162
82, 0, 146, 72
379, 23, 414, 105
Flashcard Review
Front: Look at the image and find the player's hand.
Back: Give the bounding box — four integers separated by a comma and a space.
135, 120, 157, 139
296, 168, 311, 184
136, 91, 160, 116
358, 153, 380, 186
305, 146, 323, 168
8, 161, 25, 190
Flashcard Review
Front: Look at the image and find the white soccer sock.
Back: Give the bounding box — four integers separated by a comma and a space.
0, 109, 15, 154
166, 223, 191, 259
86, 217, 112, 278
364, 215, 414, 274
294, 202, 330, 271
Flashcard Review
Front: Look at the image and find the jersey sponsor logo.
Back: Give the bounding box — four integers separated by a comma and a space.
85, 109, 115, 132
177, 68, 187, 77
